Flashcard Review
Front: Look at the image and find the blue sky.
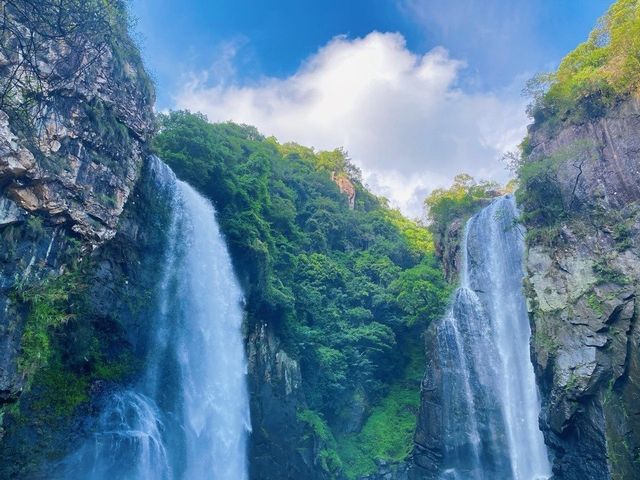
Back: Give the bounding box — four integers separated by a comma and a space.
131, 0, 613, 216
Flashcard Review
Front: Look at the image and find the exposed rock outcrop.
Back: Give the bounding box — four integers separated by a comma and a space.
434, 218, 463, 283
0, 0, 154, 417
247, 323, 319, 480
361, 461, 410, 480
0, 1, 154, 242
523, 98, 640, 479
331, 171, 356, 209
409, 324, 443, 480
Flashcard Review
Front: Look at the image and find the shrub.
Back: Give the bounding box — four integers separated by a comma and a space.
424, 174, 499, 239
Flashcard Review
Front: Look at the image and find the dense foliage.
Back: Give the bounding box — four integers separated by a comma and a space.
527, 0, 640, 129
152, 111, 451, 475
336, 340, 424, 478
424, 174, 499, 239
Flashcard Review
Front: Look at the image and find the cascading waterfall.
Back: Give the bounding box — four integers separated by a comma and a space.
438, 196, 551, 480
64, 157, 251, 479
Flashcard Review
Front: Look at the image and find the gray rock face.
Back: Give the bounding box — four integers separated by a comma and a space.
528, 98, 640, 213
0, 156, 178, 477
0, 1, 154, 242
434, 218, 463, 283
361, 461, 410, 480
524, 98, 640, 480
246, 322, 320, 480
409, 324, 443, 480
0, 0, 154, 414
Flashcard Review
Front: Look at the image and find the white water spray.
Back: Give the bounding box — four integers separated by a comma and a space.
438, 196, 551, 480
65, 157, 251, 479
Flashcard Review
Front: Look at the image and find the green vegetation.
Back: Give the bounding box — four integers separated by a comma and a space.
603, 378, 640, 478
515, 2, 640, 250
587, 292, 605, 317
593, 257, 629, 285
535, 330, 558, 355
565, 371, 580, 392
297, 409, 343, 475
83, 98, 131, 149
424, 173, 499, 239
515, 149, 565, 231
5, 262, 139, 425
613, 222, 633, 251
25, 215, 44, 239
295, 344, 424, 479
153, 111, 451, 475
515, 140, 596, 246
13, 270, 83, 380
337, 344, 424, 479
527, 0, 640, 129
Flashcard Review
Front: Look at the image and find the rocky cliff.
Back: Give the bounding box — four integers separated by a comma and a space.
246, 322, 319, 479
0, 0, 154, 448
0, 0, 154, 241
407, 100, 640, 480
522, 97, 640, 479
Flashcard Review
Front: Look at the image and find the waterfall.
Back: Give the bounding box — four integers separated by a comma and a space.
438, 196, 551, 480
64, 157, 251, 479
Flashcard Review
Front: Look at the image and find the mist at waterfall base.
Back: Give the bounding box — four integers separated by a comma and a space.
438, 196, 551, 480
63, 158, 251, 479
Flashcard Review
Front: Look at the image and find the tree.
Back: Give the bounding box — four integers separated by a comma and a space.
424, 174, 499, 237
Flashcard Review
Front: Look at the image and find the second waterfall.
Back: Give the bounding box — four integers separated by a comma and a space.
437, 196, 551, 480
64, 157, 251, 480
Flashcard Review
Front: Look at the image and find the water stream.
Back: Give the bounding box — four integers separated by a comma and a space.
438, 196, 551, 480
64, 157, 251, 480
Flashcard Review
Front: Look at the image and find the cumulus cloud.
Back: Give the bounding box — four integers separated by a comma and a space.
175, 32, 527, 218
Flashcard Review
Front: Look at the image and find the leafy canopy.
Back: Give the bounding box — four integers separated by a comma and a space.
527, 0, 640, 127
424, 173, 499, 238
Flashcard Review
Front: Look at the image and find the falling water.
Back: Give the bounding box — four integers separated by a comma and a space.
438, 196, 551, 480
64, 157, 251, 479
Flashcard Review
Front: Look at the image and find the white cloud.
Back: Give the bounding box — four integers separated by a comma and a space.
175, 32, 527, 218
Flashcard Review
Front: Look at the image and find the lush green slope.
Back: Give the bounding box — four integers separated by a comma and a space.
527, 0, 640, 130
153, 111, 450, 477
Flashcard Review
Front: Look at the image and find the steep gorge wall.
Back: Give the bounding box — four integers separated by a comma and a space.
523, 98, 640, 479
0, 0, 155, 458
246, 322, 320, 479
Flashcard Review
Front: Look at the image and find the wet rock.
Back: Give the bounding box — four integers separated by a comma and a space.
246, 322, 317, 480
0, 0, 154, 416
435, 218, 463, 283
524, 98, 640, 479
0, 197, 23, 225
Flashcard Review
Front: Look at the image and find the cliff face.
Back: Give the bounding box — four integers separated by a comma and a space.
247, 323, 318, 480
331, 172, 356, 209
433, 218, 463, 283
0, 156, 179, 478
523, 98, 640, 479
0, 0, 154, 428
0, 1, 154, 241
